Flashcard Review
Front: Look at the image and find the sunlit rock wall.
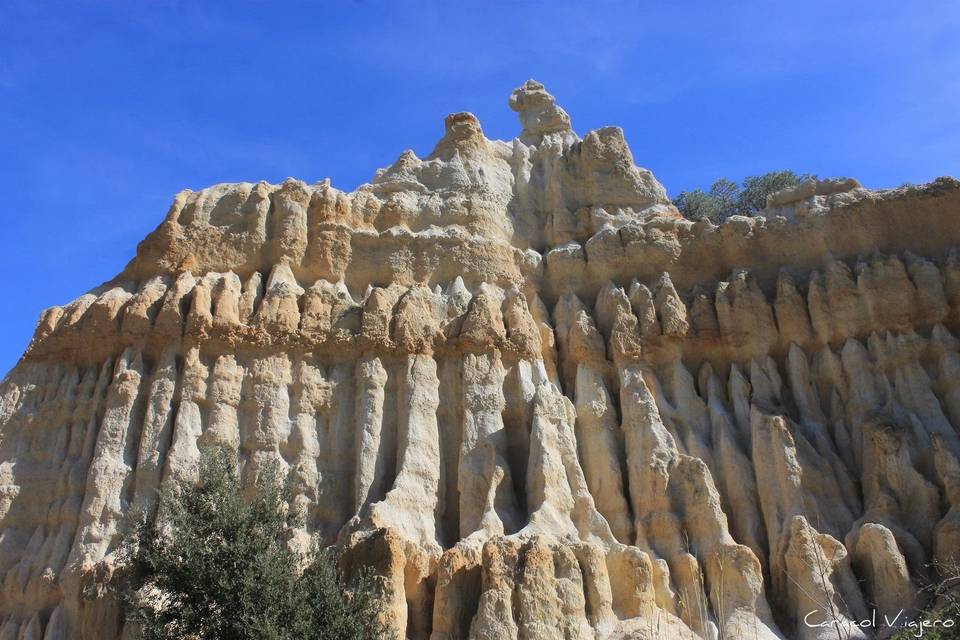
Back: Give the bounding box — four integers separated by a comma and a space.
2, 80, 960, 639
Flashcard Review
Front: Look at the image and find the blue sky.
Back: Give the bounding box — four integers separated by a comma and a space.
1, 0, 958, 375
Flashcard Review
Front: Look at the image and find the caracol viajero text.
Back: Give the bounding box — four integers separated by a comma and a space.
2, 80, 959, 639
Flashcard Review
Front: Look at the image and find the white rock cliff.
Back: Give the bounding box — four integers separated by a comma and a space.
2, 80, 960, 639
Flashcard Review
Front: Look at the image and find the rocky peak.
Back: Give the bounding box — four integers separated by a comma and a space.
508, 79, 575, 145
427, 111, 488, 161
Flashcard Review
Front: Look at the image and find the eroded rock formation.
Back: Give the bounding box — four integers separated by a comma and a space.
2, 79, 960, 639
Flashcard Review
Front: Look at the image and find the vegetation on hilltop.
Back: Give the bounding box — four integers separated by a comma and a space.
673, 170, 816, 222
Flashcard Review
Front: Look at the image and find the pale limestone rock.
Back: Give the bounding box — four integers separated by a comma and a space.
392, 284, 443, 353
764, 177, 862, 215
207, 353, 246, 448
627, 279, 660, 340
429, 544, 481, 640
503, 286, 542, 358
573, 364, 632, 544
468, 537, 521, 640
370, 354, 443, 552
129, 348, 179, 517
604, 291, 643, 363
458, 351, 519, 539
857, 253, 915, 330
825, 259, 867, 341
552, 293, 606, 396
655, 273, 688, 338
860, 420, 941, 553
354, 355, 391, 516
508, 80, 573, 146
286, 357, 325, 547
4, 81, 960, 639
848, 522, 918, 627
239, 270, 263, 323
459, 286, 506, 347
774, 271, 814, 346
688, 287, 719, 343
716, 269, 777, 354
701, 364, 768, 571
120, 275, 168, 337
780, 516, 869, 640
154, 271, 194, 337
902, 252, 950, 325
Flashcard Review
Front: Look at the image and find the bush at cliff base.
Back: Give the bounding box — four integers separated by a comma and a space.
114, 447, 389, 640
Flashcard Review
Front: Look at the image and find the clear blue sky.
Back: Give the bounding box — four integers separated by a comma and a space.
2, 1, 958, 375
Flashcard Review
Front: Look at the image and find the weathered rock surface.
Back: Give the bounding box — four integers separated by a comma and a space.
2, 81, 960, 639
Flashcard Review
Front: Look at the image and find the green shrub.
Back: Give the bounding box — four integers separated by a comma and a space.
116, 447, 388, 640
673, 170, 816, 222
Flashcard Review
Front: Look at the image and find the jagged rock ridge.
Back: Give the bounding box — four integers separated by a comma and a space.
2, 79, 960, 639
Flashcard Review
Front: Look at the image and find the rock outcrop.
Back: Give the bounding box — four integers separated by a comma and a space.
2, 80, 960, 639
